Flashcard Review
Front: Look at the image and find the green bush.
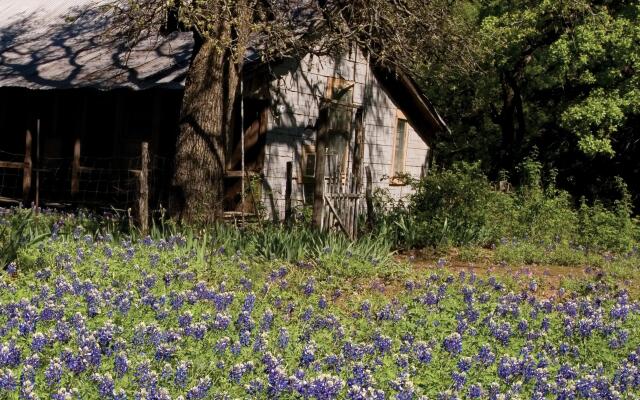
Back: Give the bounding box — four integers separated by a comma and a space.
372, 160, 640, 256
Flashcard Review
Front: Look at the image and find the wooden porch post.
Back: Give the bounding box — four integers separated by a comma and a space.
365, 165, 374, 229
312, 106, 329, 229
71, 138, 81, 196
138, 142, 149, 235
352, 107, 365, 193
22, 129, 32, 205
284, 161, 293, 226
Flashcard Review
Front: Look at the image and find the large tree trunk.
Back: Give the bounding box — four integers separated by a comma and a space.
170, 35, 241, 224
169, 1, 254, 224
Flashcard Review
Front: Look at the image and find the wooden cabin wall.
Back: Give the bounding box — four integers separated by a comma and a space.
261, 48, 430, 220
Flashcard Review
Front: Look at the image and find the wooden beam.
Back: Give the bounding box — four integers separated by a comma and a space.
284, 161, 293, 226
365, 166, 374, 229
71, 138, 81, 195
138, 142, 149, 235
22, 129, 32, 204
312, 106, 330, 229
324, 193, 351, 239
224, 170, 259, 178
0, 161, 24, 169
352, 107, 365, 193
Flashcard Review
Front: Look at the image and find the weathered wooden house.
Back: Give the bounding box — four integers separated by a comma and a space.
0, 0, 448, 223
236, 49, 448, 221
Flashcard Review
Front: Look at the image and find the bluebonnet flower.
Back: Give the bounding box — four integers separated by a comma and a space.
51, 387, 80, 400
154, 343, 175, 361
476, 344, 495, 366
92, 373, 115, 398
240, 330, 252, 347
373, 333, 393, 354
114, 352, 128, 377
319, 296, 328, 309
186, 376, 212, 400
458, 356, 472, 372
175, 361, 189, 388
302, 306, 314, 321
360, 300, 371, 316
229, 361, 254, 383
468, 383, 482, 398
396, 354, 409, 369
45, 358, 63, 386
0, 341, 21, 368
186, 322, 207, 340
267, 365, 290, 396
307, 374, 344, 399
260, 308, 274, 331
243, 292, 257, 313
443, 332, 462, 355
451, 371, 466, 389
278, 327, 290, 349
497, 356, 520, 381
300, 342, 316, 366
390, 374, 415, 400
212, 312, 232, 330
215, 337, 230, 354
245, 378, 265, 395
0, 369, 16, 392
348, 386, 385, 400
231, 342, 242, 356
30, 332, 47, 353
253, 332, 268, 353
303, 277, 316, 296
414, 341, 432, 364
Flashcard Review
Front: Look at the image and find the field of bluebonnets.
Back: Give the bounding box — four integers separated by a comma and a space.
1, 207, 640, 399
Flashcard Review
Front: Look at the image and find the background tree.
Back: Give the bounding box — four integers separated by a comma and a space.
421, 0, 640, 208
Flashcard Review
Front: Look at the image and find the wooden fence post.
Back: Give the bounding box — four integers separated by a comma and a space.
22, 129, 32, 205
71, 138, 81, 196
139, 142, 149, 235
312, 106, 329, 229
365, 166, 374, 229
35, 119, 40, 213
352, 107, 364, 193
284, 161, 293, 226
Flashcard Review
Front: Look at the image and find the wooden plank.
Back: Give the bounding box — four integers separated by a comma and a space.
71, 138, 81, 195
35, 119, 41, 213
23, 129, 32, 204
324, 193, 351, 239
138, 142, 149, 235
352, 107, 365, 193
365, 166, 374, 229
0, 161, 24, 169
284, 161, 293, 226
312, 106, 330, 229
225, 170, 259, 178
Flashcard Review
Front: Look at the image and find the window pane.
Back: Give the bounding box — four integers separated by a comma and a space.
393, 119, 407, 175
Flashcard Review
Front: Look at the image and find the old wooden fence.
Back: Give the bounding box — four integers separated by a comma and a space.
0, 132, 158, 233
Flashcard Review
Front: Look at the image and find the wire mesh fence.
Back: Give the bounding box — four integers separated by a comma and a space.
0, 145, 170, 217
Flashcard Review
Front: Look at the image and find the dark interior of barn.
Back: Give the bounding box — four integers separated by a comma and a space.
0, 87, 183, 210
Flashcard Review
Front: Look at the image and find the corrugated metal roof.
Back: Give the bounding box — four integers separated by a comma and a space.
0, 0, 194, 90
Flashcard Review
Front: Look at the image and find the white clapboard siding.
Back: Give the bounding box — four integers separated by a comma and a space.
261, 49, 430, 220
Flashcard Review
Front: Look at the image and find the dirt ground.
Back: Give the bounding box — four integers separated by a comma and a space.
392, 248, 638, 299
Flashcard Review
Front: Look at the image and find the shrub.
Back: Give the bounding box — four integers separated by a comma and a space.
372, 160, 639, 256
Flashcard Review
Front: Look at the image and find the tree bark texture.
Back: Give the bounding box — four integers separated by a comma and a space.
171, 36, 239, 224
169, 1, 255, 224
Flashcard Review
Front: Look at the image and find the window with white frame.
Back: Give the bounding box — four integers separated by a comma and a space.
391, 117, 409, 184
